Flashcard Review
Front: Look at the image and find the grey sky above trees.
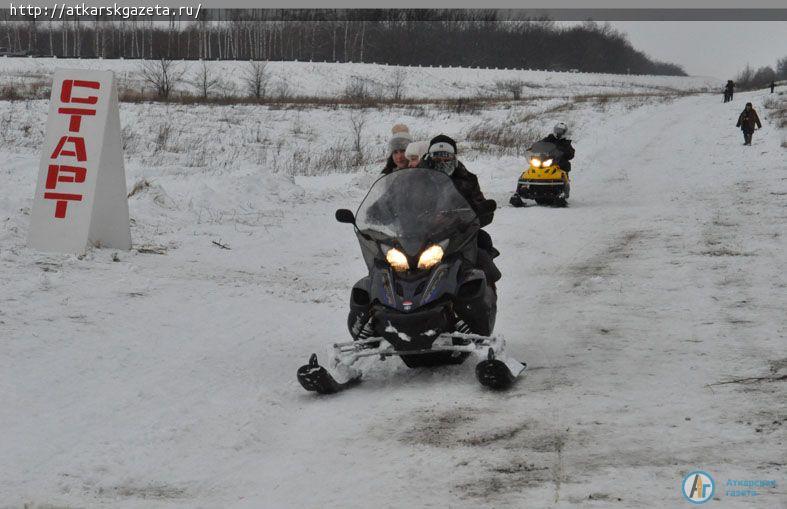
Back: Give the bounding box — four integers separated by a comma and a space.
591, 21, 787, 79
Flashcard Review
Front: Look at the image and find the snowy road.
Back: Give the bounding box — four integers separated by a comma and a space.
1, 91, 785, 507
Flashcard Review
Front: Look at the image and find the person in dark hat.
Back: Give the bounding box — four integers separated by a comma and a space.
421, 134, 501, 287
422, 134, 491, 224
736, 102, 762, 145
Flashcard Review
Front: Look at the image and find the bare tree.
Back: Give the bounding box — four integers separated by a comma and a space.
190, 60, 220, 99
139, 58, 184, 99
736, 64, 754, 89
273, 79, 291, 100
495, 80, 525, 100
344, 76, 369, 100
242, 60, 269, 100
751, 66, 776, 89
777, 56, 787, 80
216, 79, 238, 99
349, 111, 366, 165
387, 68, 407, 101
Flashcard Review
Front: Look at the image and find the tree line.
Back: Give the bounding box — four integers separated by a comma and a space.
733, 56, 787, 90
0, 10, 686, 76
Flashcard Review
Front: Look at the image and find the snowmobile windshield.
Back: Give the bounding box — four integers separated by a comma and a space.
528, 140, 562, 159
355, 168, 477, 254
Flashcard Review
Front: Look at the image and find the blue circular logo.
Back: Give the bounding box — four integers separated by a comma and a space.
682, 471, 715, 504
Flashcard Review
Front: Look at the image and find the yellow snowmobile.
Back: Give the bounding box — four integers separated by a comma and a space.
509, 140, 570, 207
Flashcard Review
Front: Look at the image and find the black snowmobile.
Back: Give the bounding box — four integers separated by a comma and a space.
509, 140, 570, 207
297, 168, 526, 394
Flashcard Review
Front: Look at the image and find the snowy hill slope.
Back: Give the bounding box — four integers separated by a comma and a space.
0, 85, 785, 507
0, 57, 719, 100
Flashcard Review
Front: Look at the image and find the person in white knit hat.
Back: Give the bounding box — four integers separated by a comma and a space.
381, 123, 412, 174
405, 140, 429, 168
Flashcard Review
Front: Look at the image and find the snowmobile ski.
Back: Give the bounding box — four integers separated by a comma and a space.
296, 353, 360, 394
297, 333, 525, 394
509, 194, 527, 207
475, 348, 525, 390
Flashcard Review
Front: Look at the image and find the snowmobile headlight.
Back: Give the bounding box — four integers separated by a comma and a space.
543, 158, 553, 167
530, 158, 542, 168
417, 244, 444, 270
384, 247, 409, 272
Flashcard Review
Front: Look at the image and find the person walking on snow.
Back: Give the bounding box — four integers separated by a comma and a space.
736, 102, 762, 146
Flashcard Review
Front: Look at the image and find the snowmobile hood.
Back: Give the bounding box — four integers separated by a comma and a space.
354, 168, 478, 253
527, 140, 564, 160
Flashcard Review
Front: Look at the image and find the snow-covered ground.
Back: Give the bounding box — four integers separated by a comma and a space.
0, 57, 719, 100
0, 66, 785, 508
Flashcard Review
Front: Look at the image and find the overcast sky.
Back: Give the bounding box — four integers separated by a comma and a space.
601, 22, 787, 79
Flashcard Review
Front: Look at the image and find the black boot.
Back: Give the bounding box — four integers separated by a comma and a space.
455, 276, 497, 337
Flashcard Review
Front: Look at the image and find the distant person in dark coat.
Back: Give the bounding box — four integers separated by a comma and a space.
771, 81, 775, 93
736, 102, 762, 146
725, 80, 735, 102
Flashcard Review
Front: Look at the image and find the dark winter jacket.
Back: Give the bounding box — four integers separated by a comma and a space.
452, 162, 494, 227
540, 134, 575, 172
448, 162, 499, 271
736, 108, 762, 133
417, 158, 493, 227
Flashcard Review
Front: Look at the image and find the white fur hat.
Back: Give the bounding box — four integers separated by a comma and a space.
405, 140, 429, 159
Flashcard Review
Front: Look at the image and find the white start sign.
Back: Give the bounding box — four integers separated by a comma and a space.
28, 68, 131, 254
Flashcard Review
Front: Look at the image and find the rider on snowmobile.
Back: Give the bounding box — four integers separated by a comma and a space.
539, 122, 575, 172
381, 124, 413, 174
347, 134, 500, 341
418, 134, 501, 285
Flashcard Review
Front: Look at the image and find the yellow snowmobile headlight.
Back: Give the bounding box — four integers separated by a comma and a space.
417, 244, 444, 270
530, 158, 542, 168
543, 158, 553, 167
384, 247, 409, 272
